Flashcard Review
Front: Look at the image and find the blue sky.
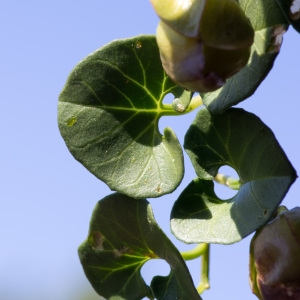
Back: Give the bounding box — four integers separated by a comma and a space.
1, 1, 300, 299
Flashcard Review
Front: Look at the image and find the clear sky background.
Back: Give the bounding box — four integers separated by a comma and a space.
1, 1, 300, 300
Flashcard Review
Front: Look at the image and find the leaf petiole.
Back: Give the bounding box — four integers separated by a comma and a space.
186, 94, 203, 112
181, 243, 207, 260
161, 94, 203, 115
197, 243, 210, 294
181, 243, 210, 295
214, 173, 241, 190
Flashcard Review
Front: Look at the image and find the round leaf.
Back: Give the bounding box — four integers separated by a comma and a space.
170, 108, 297, 244
58, 35, 190, 198
78, 193, 201, 300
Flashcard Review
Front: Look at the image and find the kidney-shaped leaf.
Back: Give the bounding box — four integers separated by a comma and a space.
58, 35, 191, 198
78, 193, 201, 300
170, 108, 297, 244
202, 0, 289, 113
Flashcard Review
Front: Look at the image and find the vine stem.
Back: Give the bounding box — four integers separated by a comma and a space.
214, 173, 240, 190
161, 94, 203, 115
181, 243, 207, 260
186, 94, 203, 112
197, 244, 210, 294
181, 243, 210, 295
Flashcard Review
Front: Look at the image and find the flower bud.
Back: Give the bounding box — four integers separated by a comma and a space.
156, 20, 225, 92
150, 0, 205, 37
152, 0, 254, 92
249, 207, 300, 300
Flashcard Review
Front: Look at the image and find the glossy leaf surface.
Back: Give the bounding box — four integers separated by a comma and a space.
78, 193, 201, 300
170, 108, 297, 244
202, 0, 289, 113
58, 35, 191, 198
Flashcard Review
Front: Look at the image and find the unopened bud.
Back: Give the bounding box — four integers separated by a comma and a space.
249, 207, 300, 300
152, 0, 254, 92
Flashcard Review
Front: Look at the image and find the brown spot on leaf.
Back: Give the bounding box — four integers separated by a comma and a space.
135, 41, 142, 49
156, 187, 162, 193
267, 25, 287, 53
113, 245, 134, 258
89, 232, 105, 250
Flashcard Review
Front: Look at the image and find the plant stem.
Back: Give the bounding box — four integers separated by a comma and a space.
181, 243, 207, 260
181, 243, 210, 295
161, 94, 203, 115
185, 94, 203, 112
197, 244, 210, 294
214, 173, 240, 190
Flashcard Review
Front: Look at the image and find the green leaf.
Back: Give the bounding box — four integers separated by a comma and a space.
276, 0, 300, 33
78, 193, 201, 300
151, 271, 199, 300
201, 0, 289, 113
58, 35, 191, 198
170, 108, 297, 244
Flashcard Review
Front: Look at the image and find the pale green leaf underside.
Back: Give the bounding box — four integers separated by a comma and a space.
58, 35, 190, 198
171, 177, 294, 244
78, 193, 201, 300
170, 108, 297, 244
202, 0, 289, 113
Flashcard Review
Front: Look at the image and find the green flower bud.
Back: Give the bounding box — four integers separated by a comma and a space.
156, 20, 225, 92
150, 0, 205, 37
249, 207, 300, 300
199, 0, 254, 50
152, 0, 254, 92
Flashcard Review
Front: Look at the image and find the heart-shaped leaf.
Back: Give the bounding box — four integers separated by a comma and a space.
170, 108, 297, 244
78, 193, 201, 300
58, 35, 191, 198
276, 0, 300, 33
201, 0, 289, 113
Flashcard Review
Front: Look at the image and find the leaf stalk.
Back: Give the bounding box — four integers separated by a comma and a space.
214, 173, 240, 190
161, 94, 203, 115
181, 243, 210, 295
197, 243, 210, 294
